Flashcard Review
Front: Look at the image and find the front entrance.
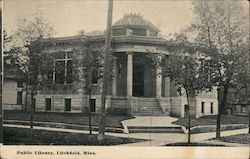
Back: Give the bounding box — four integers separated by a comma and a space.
133, 63, 144, 97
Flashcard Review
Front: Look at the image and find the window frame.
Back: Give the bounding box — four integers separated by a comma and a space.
53, 51, 73, 84
210, 102, 213, 114
65, 98, 72, 112
201, 102, 205, 114
16, 91, 22, 105
45, 98, 52, 111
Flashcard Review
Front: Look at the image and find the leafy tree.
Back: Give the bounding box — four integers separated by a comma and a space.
6, 11, 55, 128
26, 38, 54, 128
233, 43, 250, 133
190, 0, 249, 138
72, 37, 104, 135
161, 48, 211, 143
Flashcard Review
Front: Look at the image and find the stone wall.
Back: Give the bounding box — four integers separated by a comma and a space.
3, 80, 18, 105
170, 97, 183, 117
110, 97, 131, 115
35, 94, 87, 113
3, 79, 26, 110
195, 97, 218, 118
158, 97, 170, 115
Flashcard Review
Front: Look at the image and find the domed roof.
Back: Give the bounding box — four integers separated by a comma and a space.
113, 13, 160, 32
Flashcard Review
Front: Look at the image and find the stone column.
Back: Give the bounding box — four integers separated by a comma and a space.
127, 52, 133, 97
112, 58, 117, 96
156, 55, 162, 97
164, 77, 170, 97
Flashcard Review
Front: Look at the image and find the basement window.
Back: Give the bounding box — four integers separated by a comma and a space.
201, 102, 205, 114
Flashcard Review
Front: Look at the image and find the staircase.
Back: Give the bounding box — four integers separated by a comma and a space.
127, 126, 184, 133
134, 98, 164, 116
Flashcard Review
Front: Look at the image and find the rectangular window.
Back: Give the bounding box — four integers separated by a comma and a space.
65, 98, 71, 112
66, 60, 73, 83
67, 52, 73, 59
45, 98, 52, 111
241, 105, 247, 113
90, 99, 96, 112
54, 52, 73, 84
210, 102, 213, 114
55, 61, 65, 84
17, 92, 22, 105
201, 102, 205, 114
92, 68, 98, 84
55, 52, 66, 59
184, 104, 189, 118
132, 28, 146, 36
112, 28, 126, 36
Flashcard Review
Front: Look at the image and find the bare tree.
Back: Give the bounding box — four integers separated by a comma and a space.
98, 0, 113, 141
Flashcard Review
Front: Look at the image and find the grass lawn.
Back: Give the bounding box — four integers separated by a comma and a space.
173, 115, 249, 127
218, 134, 250, 144
3, 127, 145, 145
190, 124, 248, 134
3, 110, 133, 128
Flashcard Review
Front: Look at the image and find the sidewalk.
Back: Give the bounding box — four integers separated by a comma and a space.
121, 116, 185, 133
3, 119, 124, 133
4, 123, 249, 146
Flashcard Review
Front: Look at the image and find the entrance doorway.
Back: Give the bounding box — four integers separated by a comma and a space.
133, 63, 144, 96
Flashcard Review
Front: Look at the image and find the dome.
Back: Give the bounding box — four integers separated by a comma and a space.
113, 13, 160, 32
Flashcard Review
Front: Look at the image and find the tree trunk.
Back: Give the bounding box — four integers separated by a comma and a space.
88, 89, 92, 135
24, 88, 28, 111
185, 89, 191, 143
216, 84, 229, 138
98, 0, 113, 142
30, 91, 35, 129
248, 111, 250, 134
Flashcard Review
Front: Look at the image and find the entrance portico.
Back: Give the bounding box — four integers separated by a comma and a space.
121, 52, 160, 98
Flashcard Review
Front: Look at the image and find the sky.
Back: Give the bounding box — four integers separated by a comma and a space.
3, 0, 195, 37
3, 0, 249, 38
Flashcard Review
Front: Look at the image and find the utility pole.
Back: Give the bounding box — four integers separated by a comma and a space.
98, 0, 113, 141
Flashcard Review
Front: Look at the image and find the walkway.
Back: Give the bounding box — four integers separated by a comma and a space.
4, 124, 249, 146
121, 116, 184, 133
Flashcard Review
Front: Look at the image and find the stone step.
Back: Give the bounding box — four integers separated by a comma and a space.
135, 111, 164, 115
138, 107, 161, 109
135, 98, 164, 116
127, 126, 184, 133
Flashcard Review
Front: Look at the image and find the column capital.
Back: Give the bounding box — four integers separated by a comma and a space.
126, 51, 133, 55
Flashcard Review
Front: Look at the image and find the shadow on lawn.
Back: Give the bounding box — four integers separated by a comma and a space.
3, 127, 145, 145
3, 110, 134, 128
